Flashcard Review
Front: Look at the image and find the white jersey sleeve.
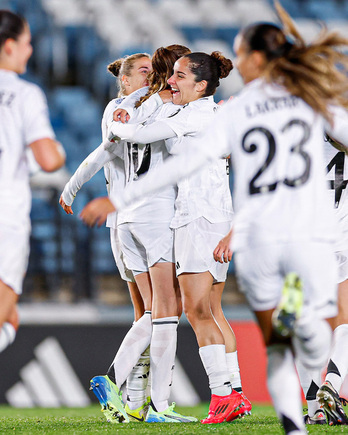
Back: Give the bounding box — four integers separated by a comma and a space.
61, 143, 117, 206
109, 119, 176, 144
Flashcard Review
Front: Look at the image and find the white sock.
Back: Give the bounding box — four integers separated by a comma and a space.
295, 358, 322, 416
226, 351, 242, 392
199, 344, 232, 396
111, 311, 152, 388
326, 324, 348, 393
293, 316, 332, 370
267, 345, 306, 434
126, 345, 150, 410
0, 322, 16, 353
150, 316, 178, 412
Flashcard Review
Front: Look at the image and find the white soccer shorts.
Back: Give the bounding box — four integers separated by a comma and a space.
235, 240, 338, 320
174, 217, 231, 282
117, 221, 174, 274
110, 228, 135, 283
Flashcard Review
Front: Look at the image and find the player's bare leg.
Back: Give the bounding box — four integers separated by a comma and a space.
179, 272, 243, 424
127, 282, 144, 322
210, 281, 251, 415
0, 282, 18, 353
0, 280, 18, 328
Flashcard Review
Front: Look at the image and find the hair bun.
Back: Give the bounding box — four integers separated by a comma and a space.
210, 51, 233, 78
107, 59, 124, 77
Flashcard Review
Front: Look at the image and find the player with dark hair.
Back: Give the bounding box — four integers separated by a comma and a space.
0, 9, 65, 354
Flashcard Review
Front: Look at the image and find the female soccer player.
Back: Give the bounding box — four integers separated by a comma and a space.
79, 2, 348, 432
317, 136, 348, 425
59, 52, 153, 423
298, 135, 348, 426
115, 53, 251, 419
61, 45, 197, 423
0, 10, 65, 352
100, 50, 249, 424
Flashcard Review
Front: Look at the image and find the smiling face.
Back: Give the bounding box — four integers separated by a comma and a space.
124, 56, 152, 94
167, 57, 206, 105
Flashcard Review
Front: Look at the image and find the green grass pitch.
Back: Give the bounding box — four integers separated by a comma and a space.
0, 404, 346, 434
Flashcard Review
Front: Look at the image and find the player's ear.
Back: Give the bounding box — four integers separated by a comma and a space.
122, 74, 129, 88
196, 80, 207, 93
3, 38, 15, 55
251, 51, 266, 71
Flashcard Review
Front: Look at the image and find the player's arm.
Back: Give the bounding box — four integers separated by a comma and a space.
108, 119, 176, 145
213, 227, 234, 263
81, 105, 234, 226
113, 86, 149, 123
30, 138, 66, 172
114, 91, 172, 124
60, 142, 115, 214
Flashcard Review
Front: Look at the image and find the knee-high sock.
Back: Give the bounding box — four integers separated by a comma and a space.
226, 351, 242, 392
0, 322, 16, 353
150, 316, 178, 412
108, 311, 152, 389
293, 316, 332, 370
199, 344, 232, 396
326, 324, 348, 393
267, 345, 306, 434
295, 358, 322, 416
126, 345, 150, 409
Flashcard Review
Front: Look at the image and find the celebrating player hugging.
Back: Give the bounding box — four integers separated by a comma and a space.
3, 0, 348, 432
79, 1, 348, 432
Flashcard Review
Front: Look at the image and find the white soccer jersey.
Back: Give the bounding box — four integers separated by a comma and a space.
324, 135, 348, 252
213, 79, 339, 251
111, 79, 348, 253
0, 69, 55, 227
102, 98, 126, 229
110, 96, 233, 228
116, 95, 177, 225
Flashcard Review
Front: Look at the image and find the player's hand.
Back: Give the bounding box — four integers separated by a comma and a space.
159, 89, 173, 103
213, 229, 233, 263
79, 197, 116, 227
113, 109, 130, 123
59, 194, 73, 215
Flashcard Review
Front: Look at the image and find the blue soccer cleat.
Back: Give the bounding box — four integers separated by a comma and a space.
90, 375, 129, 423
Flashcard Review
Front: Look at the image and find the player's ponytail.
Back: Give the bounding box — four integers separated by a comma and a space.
240, 0, 348, 121
135, 44, 191, 107
0, 10, 26, 50
184, 51, 233, 97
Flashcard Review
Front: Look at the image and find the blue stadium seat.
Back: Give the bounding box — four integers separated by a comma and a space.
214, 27, 239, 47
304, 0, 346, 20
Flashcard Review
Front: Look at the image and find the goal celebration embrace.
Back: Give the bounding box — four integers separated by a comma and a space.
1, 1, 348, 434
